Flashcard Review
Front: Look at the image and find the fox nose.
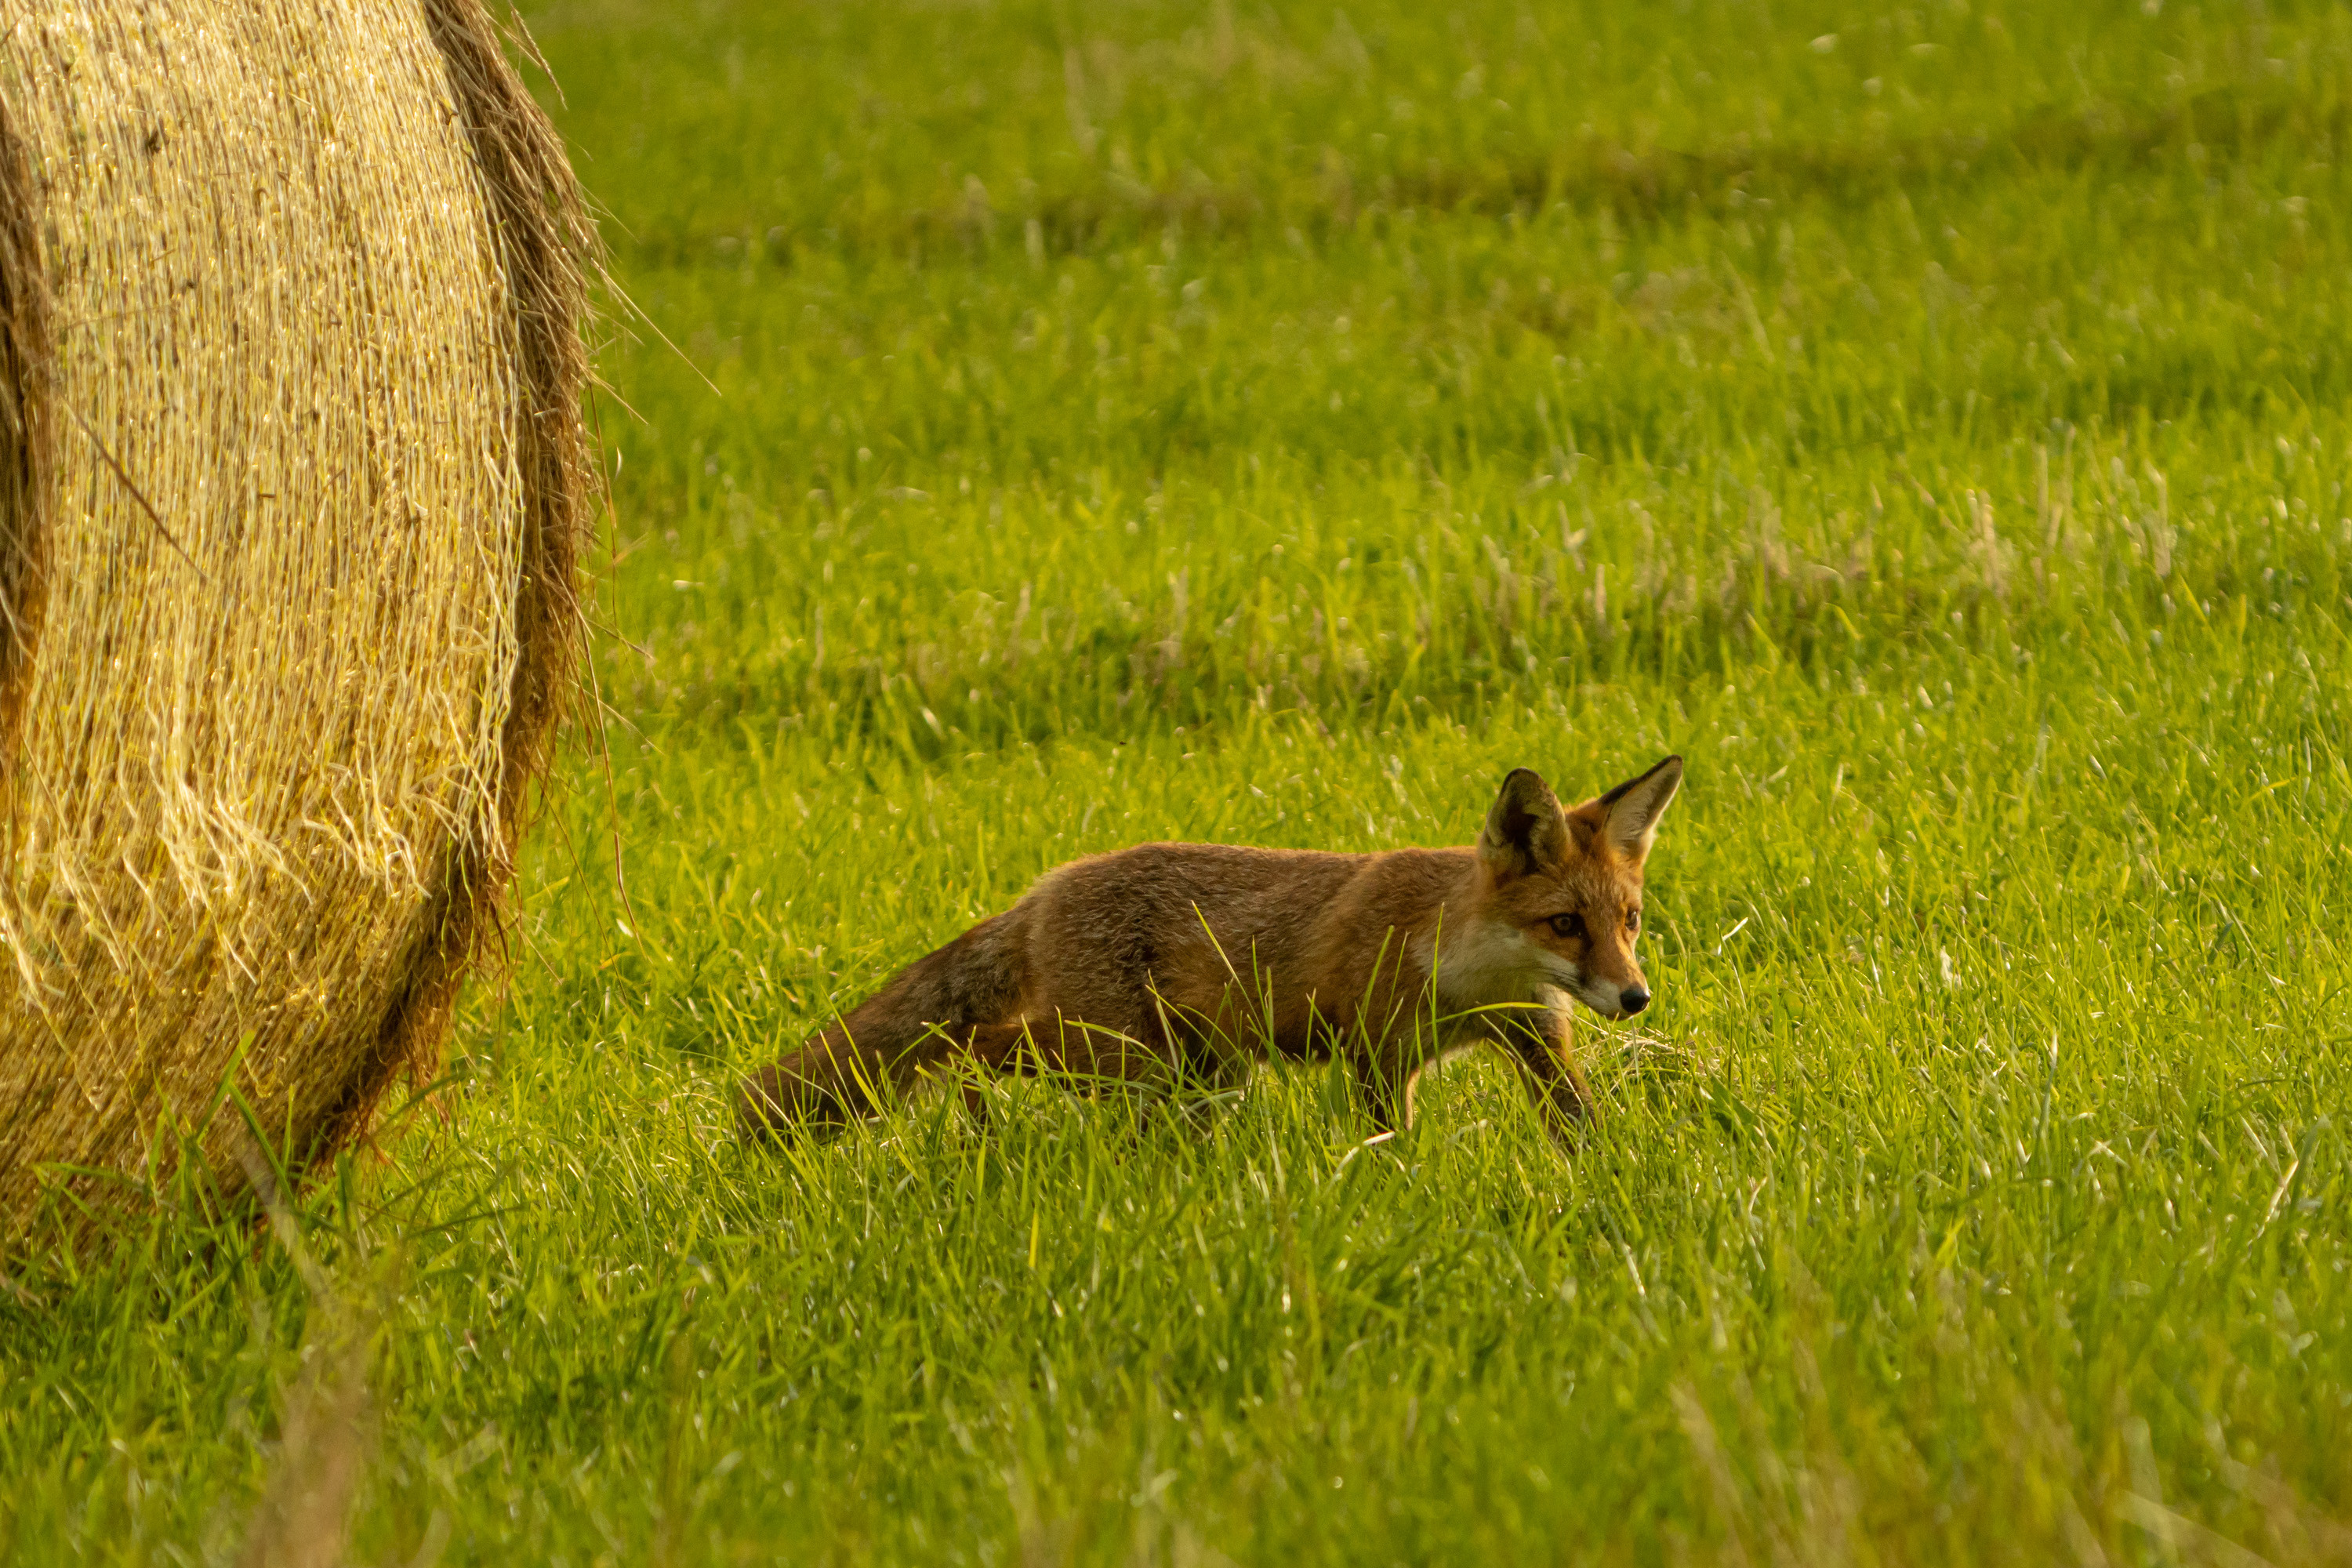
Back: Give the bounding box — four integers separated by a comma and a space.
1619, 986, 1650, 1016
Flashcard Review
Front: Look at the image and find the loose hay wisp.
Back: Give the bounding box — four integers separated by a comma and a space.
0, 0, 597, 1240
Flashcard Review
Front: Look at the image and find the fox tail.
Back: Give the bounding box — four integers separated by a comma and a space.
736, 909, 1027, 1140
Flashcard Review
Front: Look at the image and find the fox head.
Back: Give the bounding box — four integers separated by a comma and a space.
1462, 756, 1683, 1020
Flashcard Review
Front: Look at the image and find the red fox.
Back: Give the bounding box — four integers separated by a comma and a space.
738, 757, 1682, 1144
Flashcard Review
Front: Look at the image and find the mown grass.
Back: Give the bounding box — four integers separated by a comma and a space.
5, 0, 2352, 1563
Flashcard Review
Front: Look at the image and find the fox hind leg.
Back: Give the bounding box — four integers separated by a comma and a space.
1022, 1004, 1248, 1136
948, 1021, 1034, 1123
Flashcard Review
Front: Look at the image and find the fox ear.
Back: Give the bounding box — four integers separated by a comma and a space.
1588, 754, 1683, 862
1479, 768, 1570, 878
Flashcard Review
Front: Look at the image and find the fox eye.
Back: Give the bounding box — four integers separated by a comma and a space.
1548, 913, 1585, 940
1627, 909, 1642, 933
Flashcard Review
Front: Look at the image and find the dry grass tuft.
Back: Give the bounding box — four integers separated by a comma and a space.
0, 0, 597, 1243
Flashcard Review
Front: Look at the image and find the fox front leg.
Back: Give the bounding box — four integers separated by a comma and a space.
1494, 999, 1595, 1142
1346, 1038, 1425, 1138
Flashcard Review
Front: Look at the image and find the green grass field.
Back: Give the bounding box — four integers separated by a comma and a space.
9, 0, 2352, 1561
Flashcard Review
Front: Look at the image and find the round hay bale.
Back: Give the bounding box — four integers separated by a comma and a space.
0, 0, 596, 1240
